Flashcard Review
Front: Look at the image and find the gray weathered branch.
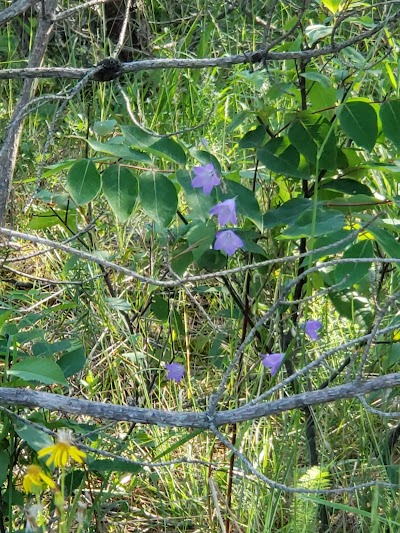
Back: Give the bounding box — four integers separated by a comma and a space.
0, 0, 38, 26
0, 7, 398, 81
1, 373, 400, 429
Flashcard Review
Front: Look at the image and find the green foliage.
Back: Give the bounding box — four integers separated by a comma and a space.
6, 0, 400, 530
291, 467, 330, 533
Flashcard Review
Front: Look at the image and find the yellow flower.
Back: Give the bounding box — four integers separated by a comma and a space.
23, 465, 55, 493
37, 429, 86, 468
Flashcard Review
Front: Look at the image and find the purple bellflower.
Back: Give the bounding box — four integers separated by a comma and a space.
214, 230, 244, 256
304, 320, 323, 341
260, 353, 285, 377
209, 198, 238, 226
191, 164, 221, 195
165, 362, 185, 383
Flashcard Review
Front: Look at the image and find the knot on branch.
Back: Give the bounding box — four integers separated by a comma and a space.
91, 58, 123, 82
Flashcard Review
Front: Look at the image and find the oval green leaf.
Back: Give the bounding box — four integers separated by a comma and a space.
8, 357, 68, 386
139, 172, 178, 227
67, 159, 101, 206
121, 126, 186, 164
86, 139, 151, 163
334, 240, 374, 288
257, 137, 310, 179
380, 100, 400, 151
281, 207, 345, 239
339, 101, 378, 152
102, 165, 138, 222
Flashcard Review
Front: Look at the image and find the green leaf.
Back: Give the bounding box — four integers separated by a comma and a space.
323, 194, 384, 213
121, 126, 186, 164
289, 115, 337, 169
102, 165, 138, 222
93, 119, 117, 136
223, 179, 263, 230
288, 118, 318, 165
196, 250, 227, 271
305, 24, 332, 45
311, 229, 355, 262
32, 340, 72, 357
369, 226, 400, 260
308, 83, 338, 118
319, 178, 372, 196
257, 137, 310, 179
67, 159, 101, 206
176, 170, 216, 222
57, 346, 86, 378
139, 172, 178, 227
151, 295, 170, 321
329, 291, 373, 328
8, 357, 68, 385
14, 422, 53, 452
105, 297, 132, 311
263, 198, 311, 229
380, 100, 400, 151
189, 149, 221, 174
64, 470, 85, 497
186, 221, 215, 260
171, 245, 193, 275
0, 451, 9, 486
27, 210, 77, 231
238, 125, 268, 149
321, 0, 340, 13
339, 101, 378, 152
334, 240, 374, 288
86, 139, 151, 163
89, 458, 142, 474
281, 207, 345, 239
300, 71, 331, 88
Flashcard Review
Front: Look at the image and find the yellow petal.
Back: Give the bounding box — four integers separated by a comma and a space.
38, 445, 56, 458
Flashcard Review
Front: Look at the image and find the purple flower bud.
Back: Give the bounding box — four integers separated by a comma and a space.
165, 362, 185, 383
209, 198, 237, 226
304, 320, 323, 341
214, 230, 244, 256
260, 353, 285, 376
191, 164, 221, 195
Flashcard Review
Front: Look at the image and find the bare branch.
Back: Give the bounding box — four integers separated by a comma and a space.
54, 0, 114, 22
1, 373, 400, 430
0, 9, 398, 82
0, 0, 38, 26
